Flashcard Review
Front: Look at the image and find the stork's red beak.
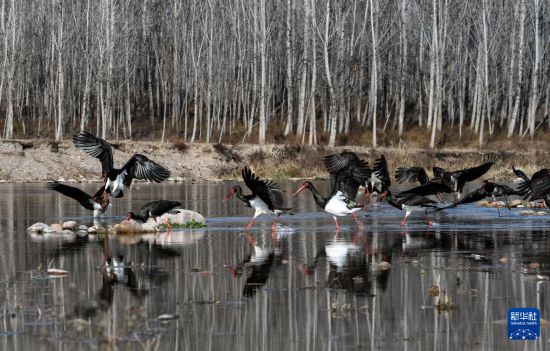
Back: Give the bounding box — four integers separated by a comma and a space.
223, 189, 235, 202
292, 184, 308, 197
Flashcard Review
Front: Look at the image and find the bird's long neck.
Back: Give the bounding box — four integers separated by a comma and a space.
385, 191, 402, 210
129, 212, 146, 222
307, 185, 328, 209
235, 186, 251, 205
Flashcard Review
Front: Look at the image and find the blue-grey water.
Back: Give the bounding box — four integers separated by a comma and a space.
0, 181, 549, 350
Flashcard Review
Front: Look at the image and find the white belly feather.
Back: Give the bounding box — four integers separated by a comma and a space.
249, 197, 273, 218
325, 191, 360, 217
106, 171, 127, 196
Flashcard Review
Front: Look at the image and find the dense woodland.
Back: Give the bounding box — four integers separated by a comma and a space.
0, 0, 549, 147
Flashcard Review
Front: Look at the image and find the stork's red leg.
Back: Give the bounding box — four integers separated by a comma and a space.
271, 213, 281, 232
244, 218, 255, 231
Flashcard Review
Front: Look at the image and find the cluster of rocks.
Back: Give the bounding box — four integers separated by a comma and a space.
27, 209, 205, 236
27, 221, 88, 235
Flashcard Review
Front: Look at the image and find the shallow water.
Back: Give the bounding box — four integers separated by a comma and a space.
0, 181, 549, 350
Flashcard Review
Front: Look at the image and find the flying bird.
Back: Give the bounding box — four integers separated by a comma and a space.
73, 131, 171, 199
46, 181, 110, 217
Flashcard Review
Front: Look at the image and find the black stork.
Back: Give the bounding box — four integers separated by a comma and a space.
396, 153, 499, 199
436, 180, 521, 216
223, 167, 291, 238
385, 189, 440, 226
46, 181, 110, 217
395, 166, 452, 201
513, 167, 550, 207
72, 131, 170, 199
292, 151, 370, 230
127, 200, 182, 230
365, 155, 391, 202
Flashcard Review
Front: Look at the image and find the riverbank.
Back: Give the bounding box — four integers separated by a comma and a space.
0, 139, 547, 183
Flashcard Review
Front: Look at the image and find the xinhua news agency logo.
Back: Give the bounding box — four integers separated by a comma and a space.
508, 308, 540, 340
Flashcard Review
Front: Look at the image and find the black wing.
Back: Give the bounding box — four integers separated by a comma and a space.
512, 166, 530, 182
242, 167, 283, 211
400, 180, 452, 197
525, 170, 550, 200
121, 154, 171, 186
324, 152, 371, 197
452, 153, 499, 184
395, 192, 438, 207
373, 155, 391, 186
72, 131, 114, 173
493, 183, 522, 196
46, 182, 96, 210
138, 200, 181, 218
437, 188, 487, 211
432, 167, 446, 179
395, 167, 429, 184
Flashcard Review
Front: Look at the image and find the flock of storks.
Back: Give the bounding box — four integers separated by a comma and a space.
224, 151, 550, 232
48, 131, 550, 233
48, 131, 179, 226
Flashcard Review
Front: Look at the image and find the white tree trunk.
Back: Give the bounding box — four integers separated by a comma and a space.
508, 0, 525, 137
527, 0, 540, 138
258, 0, 267, 145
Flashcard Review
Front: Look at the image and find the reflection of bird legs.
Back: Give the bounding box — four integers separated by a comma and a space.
352, 228, 362, 245
351, 212, 361, 230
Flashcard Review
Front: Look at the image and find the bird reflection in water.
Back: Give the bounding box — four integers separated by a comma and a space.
301, 231, 392, 295
226, 237, 290, 298
72, 235, 171, 319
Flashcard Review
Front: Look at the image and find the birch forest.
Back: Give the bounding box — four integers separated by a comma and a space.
0, 0, 549, 147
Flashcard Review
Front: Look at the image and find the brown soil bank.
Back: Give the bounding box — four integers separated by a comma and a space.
0, 139, 547, 183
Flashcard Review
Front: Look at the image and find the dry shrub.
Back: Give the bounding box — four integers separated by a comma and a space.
172, 140, 188, 153
248, 150, 266, 165
273, 144, 301, 160
214, 164, 240, 179
213, 143, 242, 163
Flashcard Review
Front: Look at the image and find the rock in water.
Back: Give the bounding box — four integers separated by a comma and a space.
27, 222, 52, 233
50, 223, 63, 232
157, 209, 205, 226
115, 219, 156, 234
63, 221, 77, 230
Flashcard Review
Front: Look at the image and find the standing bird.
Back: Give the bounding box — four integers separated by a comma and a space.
223, 167, 291, 237
72, 131, 171, 199
126, 200, 182, 230
513, 167, 550, 207
293, 151, 370, 230
385, 189, 440, 227
46, 181, 110, 217
365, 155, 391, 202
436, 180, 521, 216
